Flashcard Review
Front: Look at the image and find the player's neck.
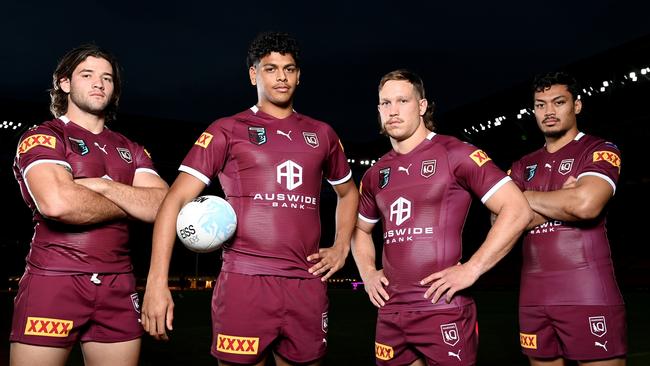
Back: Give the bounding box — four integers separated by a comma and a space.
390, 124, 430, 155
64, 106, 106, 134
256, 101, 294, 119
545, 128, 579, 153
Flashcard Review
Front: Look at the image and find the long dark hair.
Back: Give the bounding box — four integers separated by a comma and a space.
49, 44, 122, 121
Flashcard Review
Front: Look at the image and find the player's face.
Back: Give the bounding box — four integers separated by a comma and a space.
60, 56, 115, 116
249, 52, 300, 108
378, 80, 427, 141
533, 84, 582, 139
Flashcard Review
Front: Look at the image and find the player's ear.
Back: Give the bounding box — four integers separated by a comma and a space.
249, 66, 257, 86
296, 69, 300, 85
419, 98, 428, 116
574, 98, 582, 115
59, 77, 71, 93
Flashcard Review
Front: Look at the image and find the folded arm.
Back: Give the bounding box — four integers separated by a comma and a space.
75, 170, 169, 223
26, 162, 127, 225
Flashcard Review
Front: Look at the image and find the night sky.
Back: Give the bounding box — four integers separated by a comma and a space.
2, 1, 650, 143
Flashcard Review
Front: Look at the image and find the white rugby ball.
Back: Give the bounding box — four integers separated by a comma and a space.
176, 195, 237, 253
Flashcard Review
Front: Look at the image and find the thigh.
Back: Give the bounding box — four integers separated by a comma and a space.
407, 304, 478, 366
10, 273, 93, 348
276, 277, 328, 364
80, 338, 140, 366
520, 305, 561, 359
80, 273, 144, 343
211, 272, 282, 364
10, 342, 71, 366
549, 305, 627, 361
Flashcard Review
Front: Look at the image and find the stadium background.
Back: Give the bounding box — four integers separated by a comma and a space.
1, 3, 649, 364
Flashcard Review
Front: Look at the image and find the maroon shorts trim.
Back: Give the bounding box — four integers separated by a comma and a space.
211, 272, 328, 364
9, 272, 143, 347
375, 302, 478, 366
519, 304, 627, 360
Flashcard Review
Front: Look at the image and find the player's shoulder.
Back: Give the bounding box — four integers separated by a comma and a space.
204, 112, 242, 132
103, 123, 134, 143
361, 150, 395, 179
296, 112, 336, 133
515, 146, 546, 165
432, 133, 473, 150
431, 133, 486, 159
578, 133, 620, 152
18, 118, 63, 140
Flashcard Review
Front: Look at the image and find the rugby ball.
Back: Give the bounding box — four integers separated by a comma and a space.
176, 195, 237, 253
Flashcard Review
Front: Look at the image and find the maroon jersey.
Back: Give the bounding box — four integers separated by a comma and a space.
13, 116, 158, 274
180, 107, 352, 278
510, 132, 623, 306
358, 132, 510, 312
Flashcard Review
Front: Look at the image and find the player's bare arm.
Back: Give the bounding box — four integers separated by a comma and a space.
524, 175, 613, 222
75, 171, 169, 223
307, 179, 359, 281
142, 172, 205, 341
422, 181, 533, 303
493, 210, 548, 230
351, 218, 390, 308
26, 162, 127, 224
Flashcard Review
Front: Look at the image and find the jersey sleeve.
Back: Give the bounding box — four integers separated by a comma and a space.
357, 169, 380, 223
508, 159, 526, 191
322, 124, 352, 185
578, 141, 621, 193
449, 143, 511, 204
15, 124, 70, 178
178, 120, 229, 186
132, 143, 159, 176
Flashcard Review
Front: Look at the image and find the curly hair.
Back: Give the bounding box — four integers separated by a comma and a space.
246, 31, 301, 68
49, 44, 122, 121
532, 71, 580, 101
378, 69, 436, 132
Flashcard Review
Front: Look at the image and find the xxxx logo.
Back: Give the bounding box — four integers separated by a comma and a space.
216, 334, 259, 355
195, 132, 213, 148
469, 149, 491, 167
18, 134, 57, 154
24, 317, 73, 338
593, 151, 621, 171
519, 332, 537, 349
375, 342, 394, 360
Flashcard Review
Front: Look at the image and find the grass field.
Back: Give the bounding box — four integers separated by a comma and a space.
2, 289, 648, 365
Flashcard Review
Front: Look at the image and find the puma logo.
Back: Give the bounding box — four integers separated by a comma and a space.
276, 130, 292, 141
398, 164, 412, 175
94, 142, 108, 155
595, 341, 608, 351
448, 349, 461, 361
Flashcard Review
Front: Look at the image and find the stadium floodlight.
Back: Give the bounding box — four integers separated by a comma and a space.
603, 81, 609, 87
494, 120, 501, 126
